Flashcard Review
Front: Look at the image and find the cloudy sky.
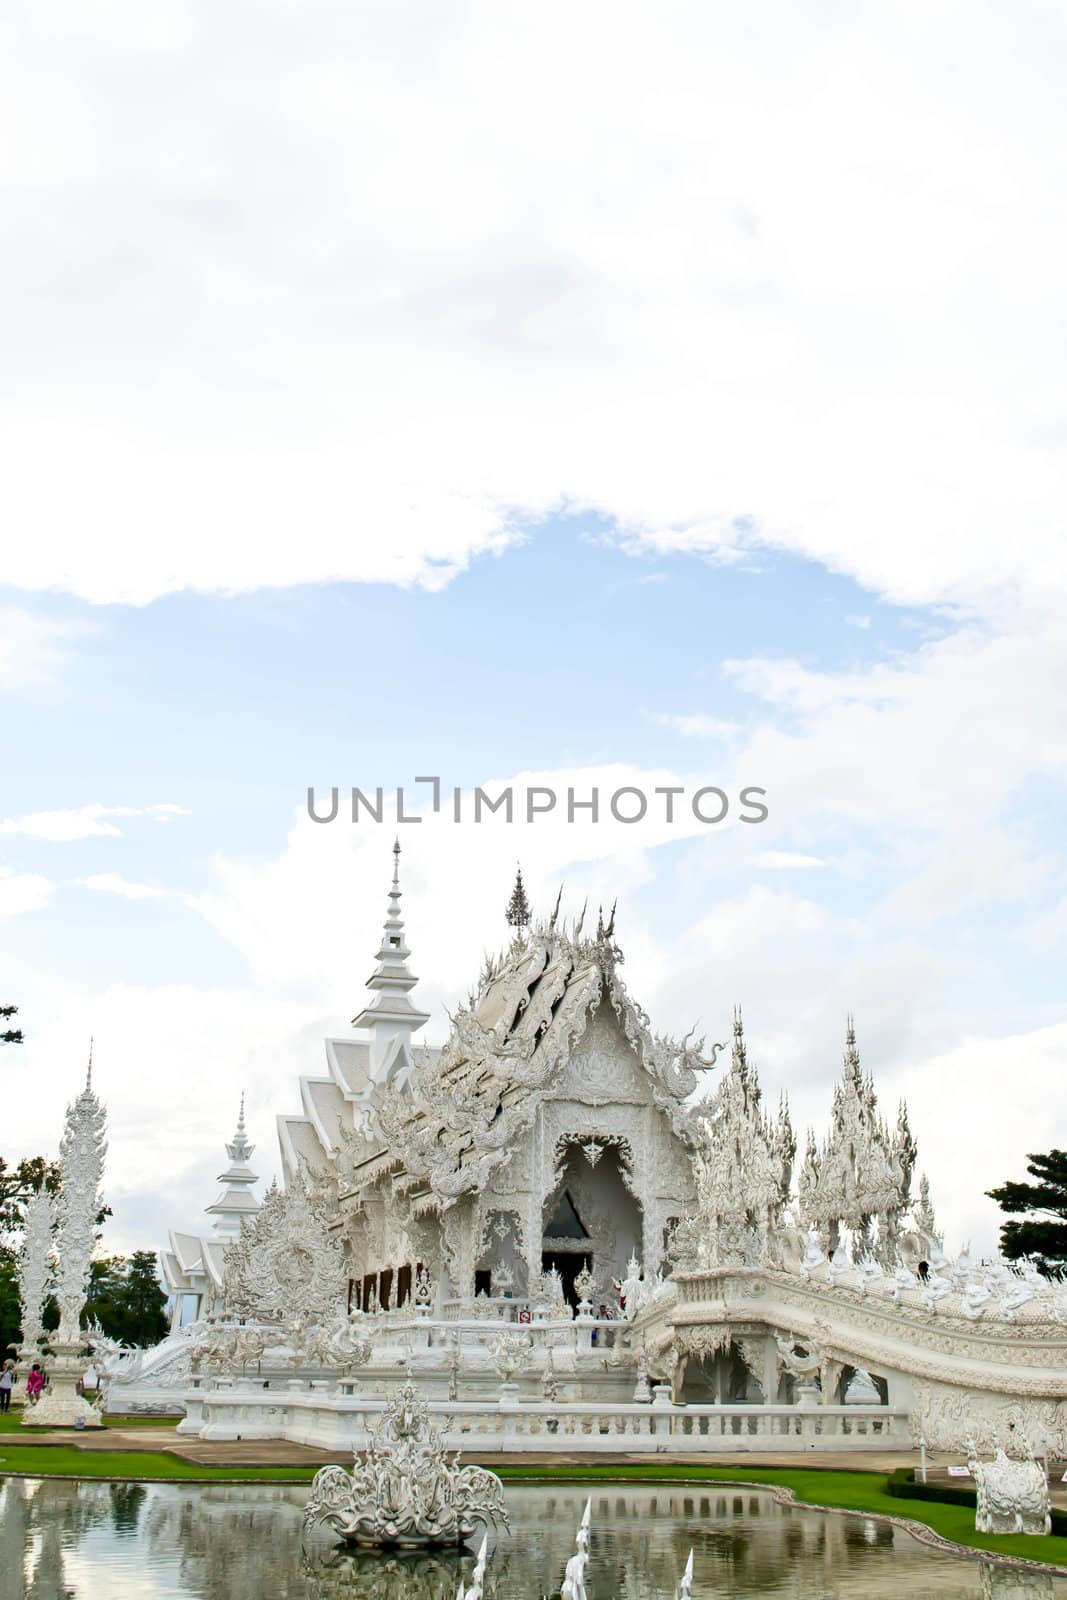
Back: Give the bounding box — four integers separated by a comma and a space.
2, 1, 1066, 1258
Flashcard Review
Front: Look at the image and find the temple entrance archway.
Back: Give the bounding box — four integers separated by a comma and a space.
541, 1137, 642, 1311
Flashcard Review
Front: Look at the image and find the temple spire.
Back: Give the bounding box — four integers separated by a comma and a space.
352, 842, 430, 1084
86, 1036, 94, 1091
505, 865, 531, 933
206, 1095, 260, 1239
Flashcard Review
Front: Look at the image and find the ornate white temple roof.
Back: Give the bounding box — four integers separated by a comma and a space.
275, 860, 723, 1205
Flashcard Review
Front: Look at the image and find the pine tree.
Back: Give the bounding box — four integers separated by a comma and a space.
505, 867, 531, 932
119, 1251, 170, 1347
84, 1253, 169, 1346
987, 1150, 1067, 1276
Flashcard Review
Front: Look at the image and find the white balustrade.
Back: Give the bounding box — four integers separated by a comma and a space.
190, 1383, 909, 1452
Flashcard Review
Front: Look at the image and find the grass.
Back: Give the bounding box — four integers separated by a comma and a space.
0, 1445, 317, 1482
0, 1440, 1064, 1570
0, 1411, 180, 1434
493, 1462, 1067, 1569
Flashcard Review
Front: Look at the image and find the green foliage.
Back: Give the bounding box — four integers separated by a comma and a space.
85, 1252, 169, 1348
0, 1004, 22, 1046
987, 1149, 1067, 1275
0, 1247, 20, 1360
0, 1155, 60, 1234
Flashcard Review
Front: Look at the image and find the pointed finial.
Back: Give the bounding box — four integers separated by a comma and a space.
732, 1007, 748, 1073
505, 864, 531, 932
605, 897, 617, 938
392, 836, 401, 883
549, 884, 563, 929
86, 1035, 94, 1090
574, 897, 588, 939
844, 1013, 860, 1074
237, 1090, 246, 1133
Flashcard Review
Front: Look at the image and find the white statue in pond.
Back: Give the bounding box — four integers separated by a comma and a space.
561, 1498, 591, 1600
303, 1380, 509, 1548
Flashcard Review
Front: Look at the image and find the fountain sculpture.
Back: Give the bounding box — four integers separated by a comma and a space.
303, 1380, 509, 1548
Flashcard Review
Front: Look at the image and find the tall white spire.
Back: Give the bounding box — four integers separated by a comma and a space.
352, 841, 430, 1085
205, 1093, 260, 1239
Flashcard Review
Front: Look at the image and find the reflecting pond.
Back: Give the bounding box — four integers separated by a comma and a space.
4, 1479, 1066, 1600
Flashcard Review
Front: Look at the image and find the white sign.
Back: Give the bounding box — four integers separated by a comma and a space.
947, 1466, 972, 1477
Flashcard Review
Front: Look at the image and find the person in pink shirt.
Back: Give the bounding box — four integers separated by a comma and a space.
25, 1363, 45, 1403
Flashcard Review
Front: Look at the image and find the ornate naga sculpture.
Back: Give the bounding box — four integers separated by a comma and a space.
967, 1439, 1051, 1535
303, 1381, 510, 1549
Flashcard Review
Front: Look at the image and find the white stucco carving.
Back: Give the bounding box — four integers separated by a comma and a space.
302, 1380, 509, 1547
26, 1059, 107, 1429
967, 1441, 1052, 1536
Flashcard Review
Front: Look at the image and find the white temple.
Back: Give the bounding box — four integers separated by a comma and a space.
103, 848, 1067, 1461
161, 1099, 260, 1331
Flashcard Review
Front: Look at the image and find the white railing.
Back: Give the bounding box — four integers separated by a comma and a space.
186, 1381, 910, 1452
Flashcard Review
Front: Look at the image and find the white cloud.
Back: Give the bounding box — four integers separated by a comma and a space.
0, 608, 89, 696
758, 851, 824, 869
4, 982, 317, 1253
0, 803, 188, 842
882, 1022, 1067, 1254
0, 866, 55, 918
654, 713, 740, 740
0, 5, 1064, 610
82, 873, 167, 900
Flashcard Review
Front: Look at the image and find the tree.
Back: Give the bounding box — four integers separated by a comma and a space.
987, 1149, 1067, 1276
0, 1155, 60, 1234
1, 1004, 22, 1046
0, 1247, 21, 1363
85, 1253, 169, 1347
119, 1251, 170, 1347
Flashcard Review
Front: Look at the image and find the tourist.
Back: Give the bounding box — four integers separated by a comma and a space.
25, 1363, 44, 1404
917, 1259, 930, 1282
0, 1361, 13, 1412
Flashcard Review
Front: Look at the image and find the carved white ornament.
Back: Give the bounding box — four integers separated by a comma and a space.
302, 1380, 509, 1547
967, 1440, 1051, 1536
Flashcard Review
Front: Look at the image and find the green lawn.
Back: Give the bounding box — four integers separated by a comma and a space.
0, 1445, 316, 1482
1, 1443, 1064, 1571
0, 1412, 180, 1434
494, 1462, 1067, 1569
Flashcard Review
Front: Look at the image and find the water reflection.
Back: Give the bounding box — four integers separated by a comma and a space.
3, 1478, 1065, 1600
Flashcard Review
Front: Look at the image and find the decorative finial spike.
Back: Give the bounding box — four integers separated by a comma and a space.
86, 1035, 94, 1090
505, 864, 531, 932
550, 884, 563, 929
